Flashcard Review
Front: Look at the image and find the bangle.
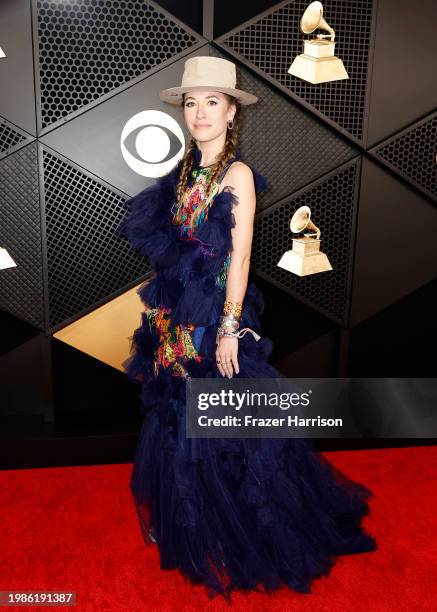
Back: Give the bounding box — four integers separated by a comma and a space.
219, 314, 240, 332
216, 326, 262, 345
223, 300, 242, 318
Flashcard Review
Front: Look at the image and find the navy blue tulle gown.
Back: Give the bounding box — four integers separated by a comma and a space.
115, 147, 377, 601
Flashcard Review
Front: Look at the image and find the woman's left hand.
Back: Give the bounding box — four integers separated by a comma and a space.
216, 336, 239, 378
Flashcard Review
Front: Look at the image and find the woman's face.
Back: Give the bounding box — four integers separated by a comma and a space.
183, 90, 236, 144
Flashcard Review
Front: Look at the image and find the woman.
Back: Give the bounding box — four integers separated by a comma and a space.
116, 56, 377, 602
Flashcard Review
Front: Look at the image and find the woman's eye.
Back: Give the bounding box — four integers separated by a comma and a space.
185, 101, 217, 107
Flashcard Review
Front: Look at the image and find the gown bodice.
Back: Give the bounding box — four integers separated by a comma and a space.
172, 165, 231, 290
174, 166, 220, 238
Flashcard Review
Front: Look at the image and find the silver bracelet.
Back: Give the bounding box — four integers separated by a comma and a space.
219, 314, 240, 332
216, 326, 262, 345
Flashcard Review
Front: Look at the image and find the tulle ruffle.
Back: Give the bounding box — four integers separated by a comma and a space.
130, 372, 377, 601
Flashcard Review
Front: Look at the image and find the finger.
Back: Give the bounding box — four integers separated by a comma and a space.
216, 354, 226, 377
232, 353, 239, 375
230, 345, 239, 375
223, 357, 233, 378
228, 356, 235, 377
217, 344, 231, 377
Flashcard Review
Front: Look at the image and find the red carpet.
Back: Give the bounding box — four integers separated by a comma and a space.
0, 446, 436, 611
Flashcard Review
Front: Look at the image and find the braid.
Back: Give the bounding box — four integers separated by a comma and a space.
204, 104, 240, 202
173, 95, 242, 230
173, 137, 197, 226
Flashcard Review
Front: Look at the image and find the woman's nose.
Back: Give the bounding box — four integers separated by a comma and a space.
196, 104, 206, 118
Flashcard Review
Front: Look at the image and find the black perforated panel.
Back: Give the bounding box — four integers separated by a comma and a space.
217, 0, 374, 141
0, 117, 32, 158
210, 46, 358, 211
0, 143, 45, 329
251, 158, 360, 324
42, 148, 152, 328
371, 111, 437, 204
35, 0, 201, 129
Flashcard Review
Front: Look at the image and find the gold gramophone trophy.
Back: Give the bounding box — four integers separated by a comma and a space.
277, 206, 332, 276
288, 1, 349, 84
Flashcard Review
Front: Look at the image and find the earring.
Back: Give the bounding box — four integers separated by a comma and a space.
227, 119, 234, 130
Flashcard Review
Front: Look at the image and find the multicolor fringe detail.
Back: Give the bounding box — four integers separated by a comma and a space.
146, 306, 203, 378
215, 252, 230, 289
176, 166, 231, 289
177, 167, 219, 238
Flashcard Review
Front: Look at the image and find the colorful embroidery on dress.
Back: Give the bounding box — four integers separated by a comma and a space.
146, 306, 203, 378
177, 167, 220, 238
215, 252, 231, 289
174, 167, 231, 289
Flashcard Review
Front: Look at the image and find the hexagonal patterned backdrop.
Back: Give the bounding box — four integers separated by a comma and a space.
1, 0, 436, 336
35, 0, 203, 131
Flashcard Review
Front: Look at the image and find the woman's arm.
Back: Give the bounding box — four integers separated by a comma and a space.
215, 162, 256, 378
226, 162, 256, 304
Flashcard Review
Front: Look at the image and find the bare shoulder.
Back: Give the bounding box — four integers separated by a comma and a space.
218, 160, 255, 194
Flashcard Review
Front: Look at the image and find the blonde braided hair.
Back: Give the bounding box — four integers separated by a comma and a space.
173, 94, 241, 230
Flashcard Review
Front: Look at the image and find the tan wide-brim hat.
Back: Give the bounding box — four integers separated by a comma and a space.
159, 56, 258, 106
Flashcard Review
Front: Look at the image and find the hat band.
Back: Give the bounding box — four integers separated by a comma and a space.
182, 77, 236, 89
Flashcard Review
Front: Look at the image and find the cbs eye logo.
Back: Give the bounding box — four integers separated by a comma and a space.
121, 110, 185, 178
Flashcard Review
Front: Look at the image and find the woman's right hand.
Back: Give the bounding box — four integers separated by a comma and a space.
216, 335, 239, 378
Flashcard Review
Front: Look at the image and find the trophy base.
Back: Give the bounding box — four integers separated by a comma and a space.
288, 54, 349, 84
277, 249, 333, 276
